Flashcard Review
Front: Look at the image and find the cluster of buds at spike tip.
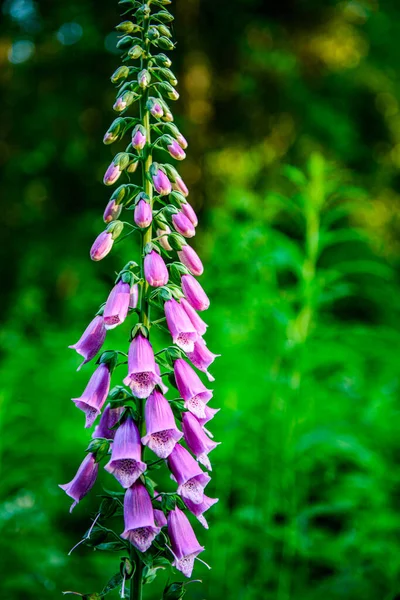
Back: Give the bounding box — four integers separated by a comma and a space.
61, 0, 219, 595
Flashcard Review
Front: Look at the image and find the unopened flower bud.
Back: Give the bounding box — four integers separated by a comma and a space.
128, 45, 143, 60
116, 35, 135, 50
147, 26, 160, 40
160, 68, 177, 86
172, 176, 189, 197
90, 231, 114, 261
147, 97, 164, 118
103, 117, 125, 145
138, 69, 151, 89
157, 225, 173, 251
178, 244, 203, 276
157, 36, 174, 51
116, 21, 136, 33
157, 10, 174, 23
157, 25, 172, 38
158, 82, 179, 101
108, 219, 124, 240
132, 124, 146, 150
181, 201, 198, 227
103, 199, 123, 223
111, 65, 129, 84
103, 153, 130, 185
113, 91, 136, 112
172, 212, 195, 238
127, 159, 139, 173
154, 53, 172, 68
151, 164, 172, 196
167, 139, 186, 161
144, 250, 169, 287
134, 199, 152, 228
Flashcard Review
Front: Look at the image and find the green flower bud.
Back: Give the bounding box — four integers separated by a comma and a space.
157, 24, 172, 38
162, 163, 179, 181
158, 81, 179, 100
147, 26, 160, 40
138, 68, 151, 89
107, 220, 124, 240
115, 21, 136, 33
116, 35, 135, 49
163, 582, 186, 600
128, 45, 143, 60
157, 36, 175, 51
136, 5, 151, 18
126, 159, 139, 173
103, 117, 126, 145
168, 232, 185, 251
153, 53, 172, 68
155, 10, 174, 23
159, 67, 177, 86
110, 65, 130, 84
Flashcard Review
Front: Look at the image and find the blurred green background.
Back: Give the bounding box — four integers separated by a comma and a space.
2, 0, 400, 598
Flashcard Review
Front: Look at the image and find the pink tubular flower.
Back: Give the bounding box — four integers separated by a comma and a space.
187, 338, 219, 382
164, 298, 198, 352
152, 169, 172, 196
167, 444, 210, 505
69, 315, 106, 370
90, 231, 114, 261
167, 139, 186, 161
167, 508, 205, 578
134, 199, 152, 228
144, 250, 169, 287
172, 212, 195, 238
59, 453, 98, 513
104, 416, 147, 488
141, 389, 182, 458
129, 284, 139, 309
184, 495, 218, 529
178, 244, 203, 276
181, 274, 210, 311
103, 199, 122, 223
157, 225, 173, 251
172, 176, 189, 197
180, 298, 208, 336
174, 359, 213, 418
92, 404, 124, 440
121, 482, 161, 552
123, 334, 161, 398
181, 202, 198, 227
72, 363, 111, 428
103, 280, 131, 330
182, 412, 219, 471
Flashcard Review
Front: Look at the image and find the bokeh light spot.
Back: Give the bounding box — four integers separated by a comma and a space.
7, 39, 35, 64
56, 22, 83, 46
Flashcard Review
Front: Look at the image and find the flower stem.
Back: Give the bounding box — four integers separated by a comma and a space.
130, 547, 143, 600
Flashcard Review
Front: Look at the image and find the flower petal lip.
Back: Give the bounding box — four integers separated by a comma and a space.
167, 507, 204, 578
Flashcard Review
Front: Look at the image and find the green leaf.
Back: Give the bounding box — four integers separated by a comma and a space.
99, 573, 123, 596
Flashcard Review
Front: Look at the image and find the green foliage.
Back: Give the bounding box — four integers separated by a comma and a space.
2, 1, 400, 599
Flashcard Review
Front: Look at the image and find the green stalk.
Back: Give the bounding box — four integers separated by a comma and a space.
130, 6, 152, 600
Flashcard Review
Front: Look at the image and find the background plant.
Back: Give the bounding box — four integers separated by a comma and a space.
2, 1, 400, 599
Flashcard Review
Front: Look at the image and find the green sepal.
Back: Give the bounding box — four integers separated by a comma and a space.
143, 475, 157, 498
109, 385, 132, 401
168, 232, 185, 251
130, 323, 149, 340
158, 67, 177, 86
147, 26, 160, 40
143, 564, 167, 585
98, 350, 119, 371
128, 45, 143, 59
161, 494, 177, 512
86, 438, 111, 463
157, 24, 172, 39
120, 556, 135, 579
99, 496, 119, 519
